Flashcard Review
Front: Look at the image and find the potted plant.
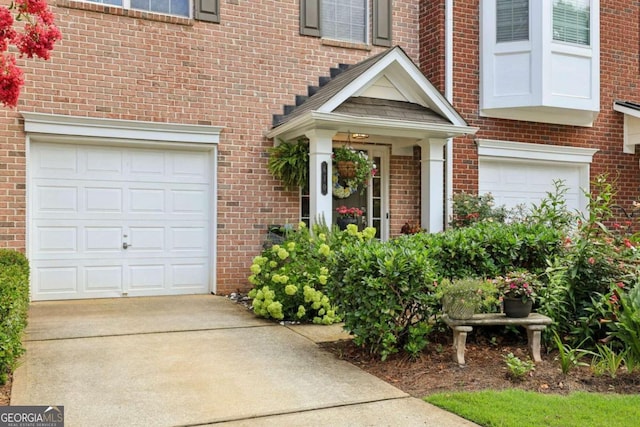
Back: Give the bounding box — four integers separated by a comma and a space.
332, 146, 376, 198
335, 205, 363, 230
494, 270, 540, 318
439, 278, 485, 320
267, 139, 309, 190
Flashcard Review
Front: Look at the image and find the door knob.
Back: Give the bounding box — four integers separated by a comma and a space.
123, 242, 131, 249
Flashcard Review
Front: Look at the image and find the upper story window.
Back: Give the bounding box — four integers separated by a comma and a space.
496, 0, 529, 43
553, 0, 590, 45
300, 0, 392, 47
88, 0, 190, 18
321, 0, 366, 44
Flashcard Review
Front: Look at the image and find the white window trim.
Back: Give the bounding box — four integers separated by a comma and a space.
86, 0, 192, 19
320, 0, 369, 45
477, 139, 598, 164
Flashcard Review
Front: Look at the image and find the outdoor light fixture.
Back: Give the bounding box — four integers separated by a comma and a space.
351, 133, 369, 139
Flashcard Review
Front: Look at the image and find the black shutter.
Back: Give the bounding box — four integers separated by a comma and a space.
195, 0, 219, 23
373, 0, 392, 47
301, 0, 321, 37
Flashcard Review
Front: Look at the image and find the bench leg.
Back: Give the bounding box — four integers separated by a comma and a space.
452, 326, 473, 365
526, 326, 546, 362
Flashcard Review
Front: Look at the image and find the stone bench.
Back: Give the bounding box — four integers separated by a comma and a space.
442, 313, 552, 365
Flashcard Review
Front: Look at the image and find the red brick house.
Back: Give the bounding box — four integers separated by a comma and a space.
1, 0, 638, 300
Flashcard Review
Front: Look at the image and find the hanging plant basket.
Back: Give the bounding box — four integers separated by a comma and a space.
336, 160, 357, 178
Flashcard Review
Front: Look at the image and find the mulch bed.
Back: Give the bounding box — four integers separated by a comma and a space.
320, 332, 640, 397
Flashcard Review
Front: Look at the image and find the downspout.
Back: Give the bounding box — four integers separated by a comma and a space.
445, 0, 454, 228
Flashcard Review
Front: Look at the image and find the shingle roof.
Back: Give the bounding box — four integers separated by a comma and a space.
271, 47, 448, 128
334, 97, 449, 124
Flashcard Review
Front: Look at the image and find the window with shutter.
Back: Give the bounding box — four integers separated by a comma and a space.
321, 0, 366, 44
553, 0, 589, 46
300, 0, 392, 47
82, 0, 191, 18
496, 0, 529, 43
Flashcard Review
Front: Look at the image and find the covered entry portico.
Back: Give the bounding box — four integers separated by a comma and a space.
267, 47, 477, 234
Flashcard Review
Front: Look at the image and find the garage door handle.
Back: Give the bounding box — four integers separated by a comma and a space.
122, 242, 131, 249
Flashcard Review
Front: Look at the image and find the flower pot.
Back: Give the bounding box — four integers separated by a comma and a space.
337, 217, 358, 231
443, 296, 476, 320
503, 297, 533, 318
337, 161, 357, 179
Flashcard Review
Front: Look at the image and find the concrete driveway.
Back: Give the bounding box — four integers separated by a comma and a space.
11, 295, 476, 426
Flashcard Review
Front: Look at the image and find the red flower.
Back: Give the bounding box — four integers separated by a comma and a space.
336, 205, 363, 218
0, 55, 24, 108
623, 238, 634, 249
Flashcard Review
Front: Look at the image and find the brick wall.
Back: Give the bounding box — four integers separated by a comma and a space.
420, 0, 640, 218
0, 0, 420, 294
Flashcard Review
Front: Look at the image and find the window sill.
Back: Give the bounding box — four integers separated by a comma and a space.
58, 0, 193, 26
321, 38, 372, 51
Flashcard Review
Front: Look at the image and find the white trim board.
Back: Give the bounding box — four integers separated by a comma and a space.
477, 139, 598, 163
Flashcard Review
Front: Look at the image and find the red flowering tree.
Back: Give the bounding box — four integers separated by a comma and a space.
0, 0, 61, 107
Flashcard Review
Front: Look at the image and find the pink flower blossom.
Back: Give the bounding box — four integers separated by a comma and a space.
0, 55, 24, 108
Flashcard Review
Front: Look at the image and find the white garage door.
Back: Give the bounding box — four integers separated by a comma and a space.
30, 143, 212, 301
479, 158, 585, 212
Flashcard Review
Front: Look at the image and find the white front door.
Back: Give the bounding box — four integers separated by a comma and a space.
330, 145, 390, 239
29, 143, 212, 300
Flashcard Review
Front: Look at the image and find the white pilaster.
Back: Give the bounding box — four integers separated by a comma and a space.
419, 139, 446, 232
305, 129, 336, 228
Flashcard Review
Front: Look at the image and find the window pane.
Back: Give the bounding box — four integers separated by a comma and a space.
321, 0, 366, 44
131, 0, 189, 16
90, 0, 122, 5
553, 0, 590, 45
496, 0, 529, 43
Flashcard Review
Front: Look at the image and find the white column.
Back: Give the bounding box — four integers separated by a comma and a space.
305, 129, 336, 228
419, 139, 446, 232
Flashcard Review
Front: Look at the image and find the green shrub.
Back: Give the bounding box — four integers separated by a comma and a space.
327, 236, 439, 361
247, 222, 351, 324
408, 221, 563, 280
0, 250, 30, 385
607, 282, 640, 365
503, 352, 535, 380
450, 192, 507, 228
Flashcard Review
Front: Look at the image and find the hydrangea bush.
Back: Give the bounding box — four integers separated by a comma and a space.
247, 222, 376, 324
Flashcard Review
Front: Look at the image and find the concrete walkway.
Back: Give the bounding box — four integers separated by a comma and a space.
12, 295, 477, 427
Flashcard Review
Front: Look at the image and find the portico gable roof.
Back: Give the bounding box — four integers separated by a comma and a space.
266, 46, 478, 143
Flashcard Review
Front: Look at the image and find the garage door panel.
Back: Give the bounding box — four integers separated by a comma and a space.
129, 188, 165, 213
172, 227, 207, 251
32, 144, 79, 178
35, 185, 78, 213
34, 265, 78, 294
85, 227, 124, 252
85, 266, 123, 291
479, 158, 584, 212
172, 263, 208, 289
128, 264, 166, 291
85, 148, 124, 177
171, 189, 208, 214
30, 143, 212, 300
36, 227, 78, 253
85, 187, 123, 213
129, 227, 165, 251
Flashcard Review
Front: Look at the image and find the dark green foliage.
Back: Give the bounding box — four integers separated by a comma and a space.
408, 221, 563, 280
327, 237, 439, 361
267, 139, 309, 189
0, 250, 29, 384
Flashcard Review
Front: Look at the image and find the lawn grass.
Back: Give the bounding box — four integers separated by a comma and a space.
425, 389, 640, 427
